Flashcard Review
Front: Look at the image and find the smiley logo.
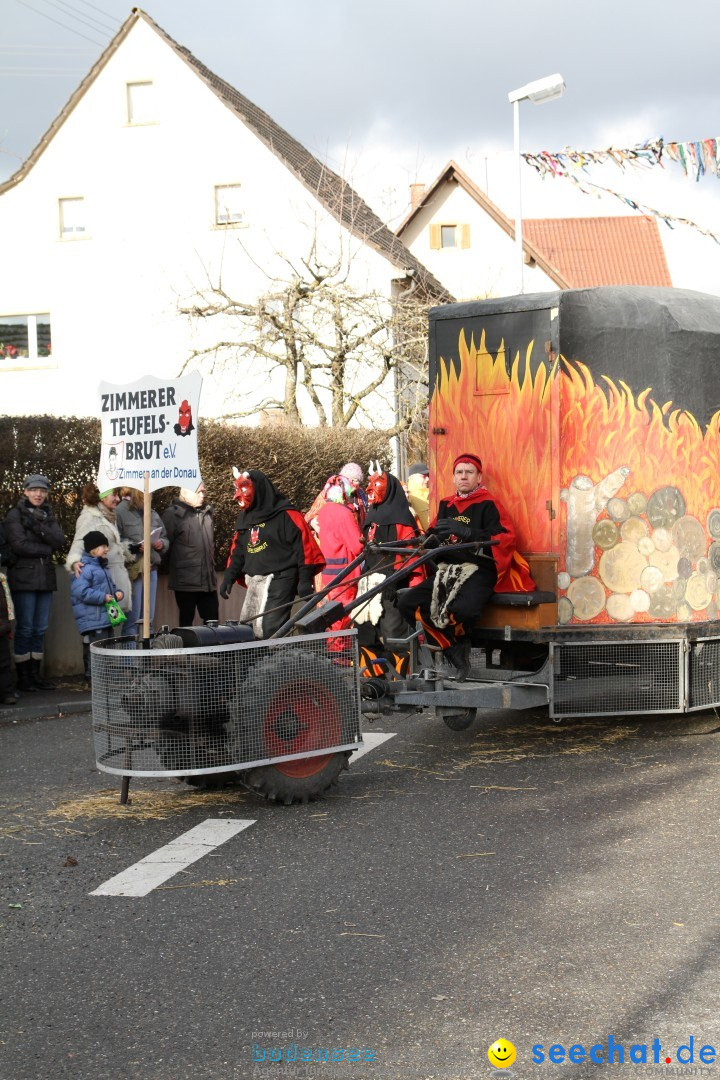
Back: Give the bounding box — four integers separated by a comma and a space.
488, 1039, 516, 1068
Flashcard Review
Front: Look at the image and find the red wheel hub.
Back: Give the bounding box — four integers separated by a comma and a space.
263, 680, 342, 778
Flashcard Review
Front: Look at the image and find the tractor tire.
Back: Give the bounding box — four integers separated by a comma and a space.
240, 648, 356, 804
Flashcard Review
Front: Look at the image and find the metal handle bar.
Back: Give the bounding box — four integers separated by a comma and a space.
271, 537, 498, 638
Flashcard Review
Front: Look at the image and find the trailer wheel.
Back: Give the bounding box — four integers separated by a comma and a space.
241, 650, 354, 804
440, 708, 476, 731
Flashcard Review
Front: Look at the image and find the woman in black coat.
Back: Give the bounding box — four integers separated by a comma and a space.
162, 485, 219, 627
4, 474, 65, 690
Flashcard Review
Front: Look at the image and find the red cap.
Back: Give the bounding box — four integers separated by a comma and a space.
453, 453, 483, 472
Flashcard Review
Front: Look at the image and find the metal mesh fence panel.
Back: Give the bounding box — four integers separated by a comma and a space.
90, 631, 362, 777
688, 638, 720, 711
550, 640, 684, 718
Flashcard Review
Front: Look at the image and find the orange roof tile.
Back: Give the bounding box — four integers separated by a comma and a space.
523, 216, 672, 288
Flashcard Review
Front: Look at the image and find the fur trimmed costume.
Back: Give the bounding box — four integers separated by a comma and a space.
222, 471, 324, 638
397, 483, 535, 653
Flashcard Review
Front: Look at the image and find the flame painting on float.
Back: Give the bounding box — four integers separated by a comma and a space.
428, 287, 720, 626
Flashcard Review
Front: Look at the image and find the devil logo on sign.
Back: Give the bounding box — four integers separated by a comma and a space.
174, 400, 194, 437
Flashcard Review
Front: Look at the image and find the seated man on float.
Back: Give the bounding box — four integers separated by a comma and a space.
396, 452, 535, 680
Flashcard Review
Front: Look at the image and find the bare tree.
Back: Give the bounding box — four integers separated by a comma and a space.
178, 237, 430, 434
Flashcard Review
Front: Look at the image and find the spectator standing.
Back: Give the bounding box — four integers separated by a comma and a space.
115, 487, 169, 639
70, 531, 125, 681
162, 485, 219, 626
66, 484, 132, 625
4, 474, 65, 691
407, 463, 430, 532
0, 523, 18, 704
0, 563, 16, 705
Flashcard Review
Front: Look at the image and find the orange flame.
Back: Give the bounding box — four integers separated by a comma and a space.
429, 329, 554, 550
561, 361, 720, 516
430, 331, 720, 625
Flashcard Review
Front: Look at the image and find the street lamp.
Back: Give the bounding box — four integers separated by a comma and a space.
508, 73, 565, 294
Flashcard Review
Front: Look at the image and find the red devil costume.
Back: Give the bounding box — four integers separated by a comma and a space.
220, 469, 324, 638
397, 453, 535, 677
355, 469, 424, 676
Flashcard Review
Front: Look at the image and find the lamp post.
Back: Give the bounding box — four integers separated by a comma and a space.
508, 73, 565, 294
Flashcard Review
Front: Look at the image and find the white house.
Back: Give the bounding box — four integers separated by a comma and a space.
0, 9, 449, 425
397, 161, 671, 301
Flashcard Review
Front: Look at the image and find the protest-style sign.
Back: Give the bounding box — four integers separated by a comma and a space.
96, 372, 203, 646
96, 372, 203, 494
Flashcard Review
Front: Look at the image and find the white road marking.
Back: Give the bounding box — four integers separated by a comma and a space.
350, 732, 397, 762
90, 818, 255, 898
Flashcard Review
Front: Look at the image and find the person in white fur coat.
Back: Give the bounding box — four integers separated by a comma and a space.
65, 484, 133, 617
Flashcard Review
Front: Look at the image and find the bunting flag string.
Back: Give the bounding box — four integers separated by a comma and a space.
562, 171, 720, 246
523, 137, 720, 183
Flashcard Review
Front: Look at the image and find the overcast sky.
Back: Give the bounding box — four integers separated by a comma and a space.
3, 0, 720, 285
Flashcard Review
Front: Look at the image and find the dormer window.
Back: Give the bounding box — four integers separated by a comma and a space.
430, 224, 471, 250
127, 81, 155, 124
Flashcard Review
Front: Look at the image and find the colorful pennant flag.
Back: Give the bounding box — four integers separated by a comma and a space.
521, 136, 720, 243
523, 137, 720, 183
561, 172, 720, 245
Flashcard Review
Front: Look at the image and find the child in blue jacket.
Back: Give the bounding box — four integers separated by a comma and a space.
70, 531, 124, 681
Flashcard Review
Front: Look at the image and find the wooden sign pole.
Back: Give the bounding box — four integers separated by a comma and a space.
142, 470, 151, 648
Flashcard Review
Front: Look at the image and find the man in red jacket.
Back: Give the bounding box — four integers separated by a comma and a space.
397, 452, 535, 679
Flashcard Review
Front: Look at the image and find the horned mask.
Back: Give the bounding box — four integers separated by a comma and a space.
232, 466, 255, 509
366, 459, 388, 506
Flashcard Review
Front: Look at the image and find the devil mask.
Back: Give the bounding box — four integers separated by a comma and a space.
366, 472, 388, 505
366, 460, 388, 506
233, 472, 255, 509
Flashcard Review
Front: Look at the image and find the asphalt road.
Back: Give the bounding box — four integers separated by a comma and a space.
2, 702, 719, 1080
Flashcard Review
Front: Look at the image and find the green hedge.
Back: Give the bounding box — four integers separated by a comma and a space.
0, 416, 390, 567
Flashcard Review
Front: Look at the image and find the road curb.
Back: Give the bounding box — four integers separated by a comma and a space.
0, 698, 92, 725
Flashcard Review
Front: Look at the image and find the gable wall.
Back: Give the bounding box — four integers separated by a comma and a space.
401, 180, 556, 300
0, 19, 400, 426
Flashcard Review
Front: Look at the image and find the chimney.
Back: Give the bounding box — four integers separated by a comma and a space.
409, 183, 426, 210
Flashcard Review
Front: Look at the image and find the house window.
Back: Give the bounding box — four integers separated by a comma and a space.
0, 314, 52, 368
127, 81, 155, 124
429, 224, 471, 250
59, 197, 86, 238
214, 184, 243, 225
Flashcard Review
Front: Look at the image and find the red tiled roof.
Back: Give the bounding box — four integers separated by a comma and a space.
523, 216, 672, 288
396, 160, 570, 289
